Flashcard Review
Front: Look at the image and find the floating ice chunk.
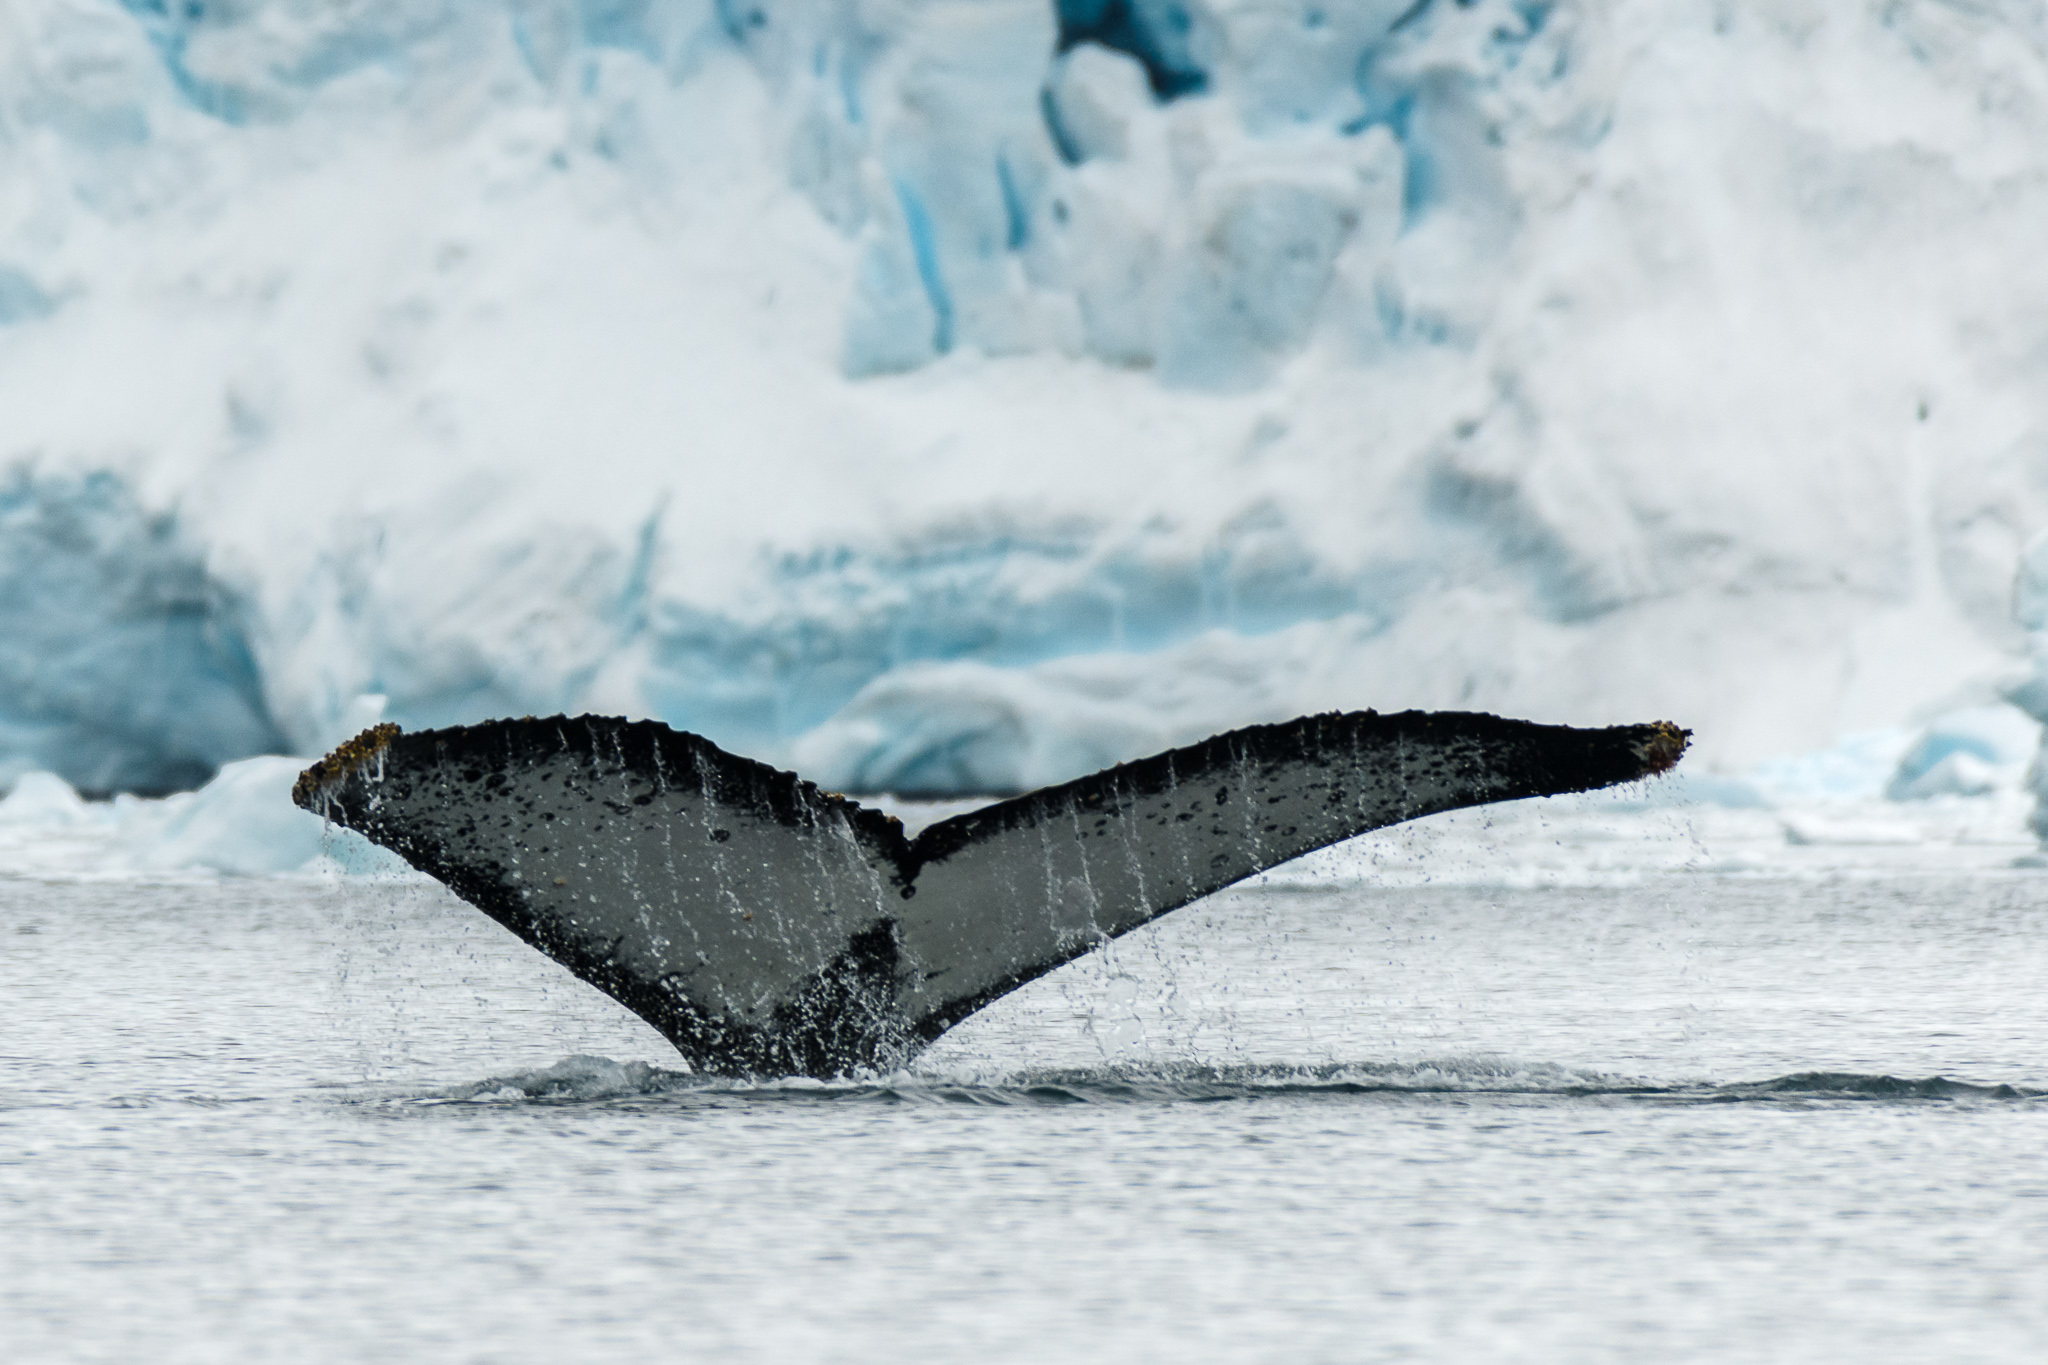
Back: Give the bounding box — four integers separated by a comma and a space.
1885, 705, 2038, 801
0, 771, 97, 827
1621, 771, 1769, 810
118, 755, 398, 876
1888, 751, 2001, 802
1747, 730, 1918, 806
1781, 813, 1929, 847
124, 757, 325, 875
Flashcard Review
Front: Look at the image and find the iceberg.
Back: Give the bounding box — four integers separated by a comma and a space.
120, 755, 334, 876
1884, 704, 2038, 802
0, 770, 96, 827
0, 756, 402, 877
4, 0, 2048, 797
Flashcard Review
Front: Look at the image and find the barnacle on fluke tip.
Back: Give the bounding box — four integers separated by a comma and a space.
1633, 721, 1690, 776
294, 709, 1688, 1078
289, 721, 400, 808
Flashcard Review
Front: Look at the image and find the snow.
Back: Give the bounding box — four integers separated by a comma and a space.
5, 0, 2048, 803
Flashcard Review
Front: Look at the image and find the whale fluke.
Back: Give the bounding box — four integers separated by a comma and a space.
293, 710, 1687, 1077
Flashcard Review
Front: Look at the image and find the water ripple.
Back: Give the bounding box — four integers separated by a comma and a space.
376, 1054, 2046, 1111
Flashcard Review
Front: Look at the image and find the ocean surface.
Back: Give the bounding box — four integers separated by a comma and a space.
4, 802, 2047, 1363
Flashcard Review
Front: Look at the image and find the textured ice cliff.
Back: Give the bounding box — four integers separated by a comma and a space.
4, 0, 2048, 795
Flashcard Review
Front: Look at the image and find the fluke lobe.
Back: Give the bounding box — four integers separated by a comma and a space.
294, 710, 1688, 1078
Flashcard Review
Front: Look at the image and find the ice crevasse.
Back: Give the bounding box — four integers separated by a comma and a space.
4, 0, 2048, 798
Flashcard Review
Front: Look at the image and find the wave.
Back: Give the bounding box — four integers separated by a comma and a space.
390, 1055, 2044, 1109
1719, 1071, 2032, 1101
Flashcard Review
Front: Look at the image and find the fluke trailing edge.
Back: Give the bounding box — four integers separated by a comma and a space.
294, 710, 1688, 1078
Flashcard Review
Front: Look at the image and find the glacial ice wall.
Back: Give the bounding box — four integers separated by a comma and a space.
4, 0, 2048, 794
0, 469, 282, 793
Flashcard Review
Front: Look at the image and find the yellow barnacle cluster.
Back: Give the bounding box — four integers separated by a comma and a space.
1633, 721, 1692, 777
291, 722, 402, 809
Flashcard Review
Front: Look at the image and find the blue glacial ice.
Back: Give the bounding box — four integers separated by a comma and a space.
0, 756, 403, 877
5, 0, 2048, 801
0, 469, 284, 795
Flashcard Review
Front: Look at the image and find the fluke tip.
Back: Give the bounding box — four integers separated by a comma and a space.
292, 722, 402, 809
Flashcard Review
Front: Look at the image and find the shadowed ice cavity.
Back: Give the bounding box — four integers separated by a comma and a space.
1055, 0, 1214, 101
0, 468, 284, 796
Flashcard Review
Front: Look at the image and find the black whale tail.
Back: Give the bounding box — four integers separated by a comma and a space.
295, 710, 1688, 1078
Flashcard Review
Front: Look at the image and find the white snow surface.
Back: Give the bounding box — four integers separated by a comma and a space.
5, 0, 2048, 794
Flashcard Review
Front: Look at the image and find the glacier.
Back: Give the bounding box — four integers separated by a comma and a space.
4, 0, 2048, 800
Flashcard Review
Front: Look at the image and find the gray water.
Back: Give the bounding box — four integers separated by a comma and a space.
4, 870, 2046, 1363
